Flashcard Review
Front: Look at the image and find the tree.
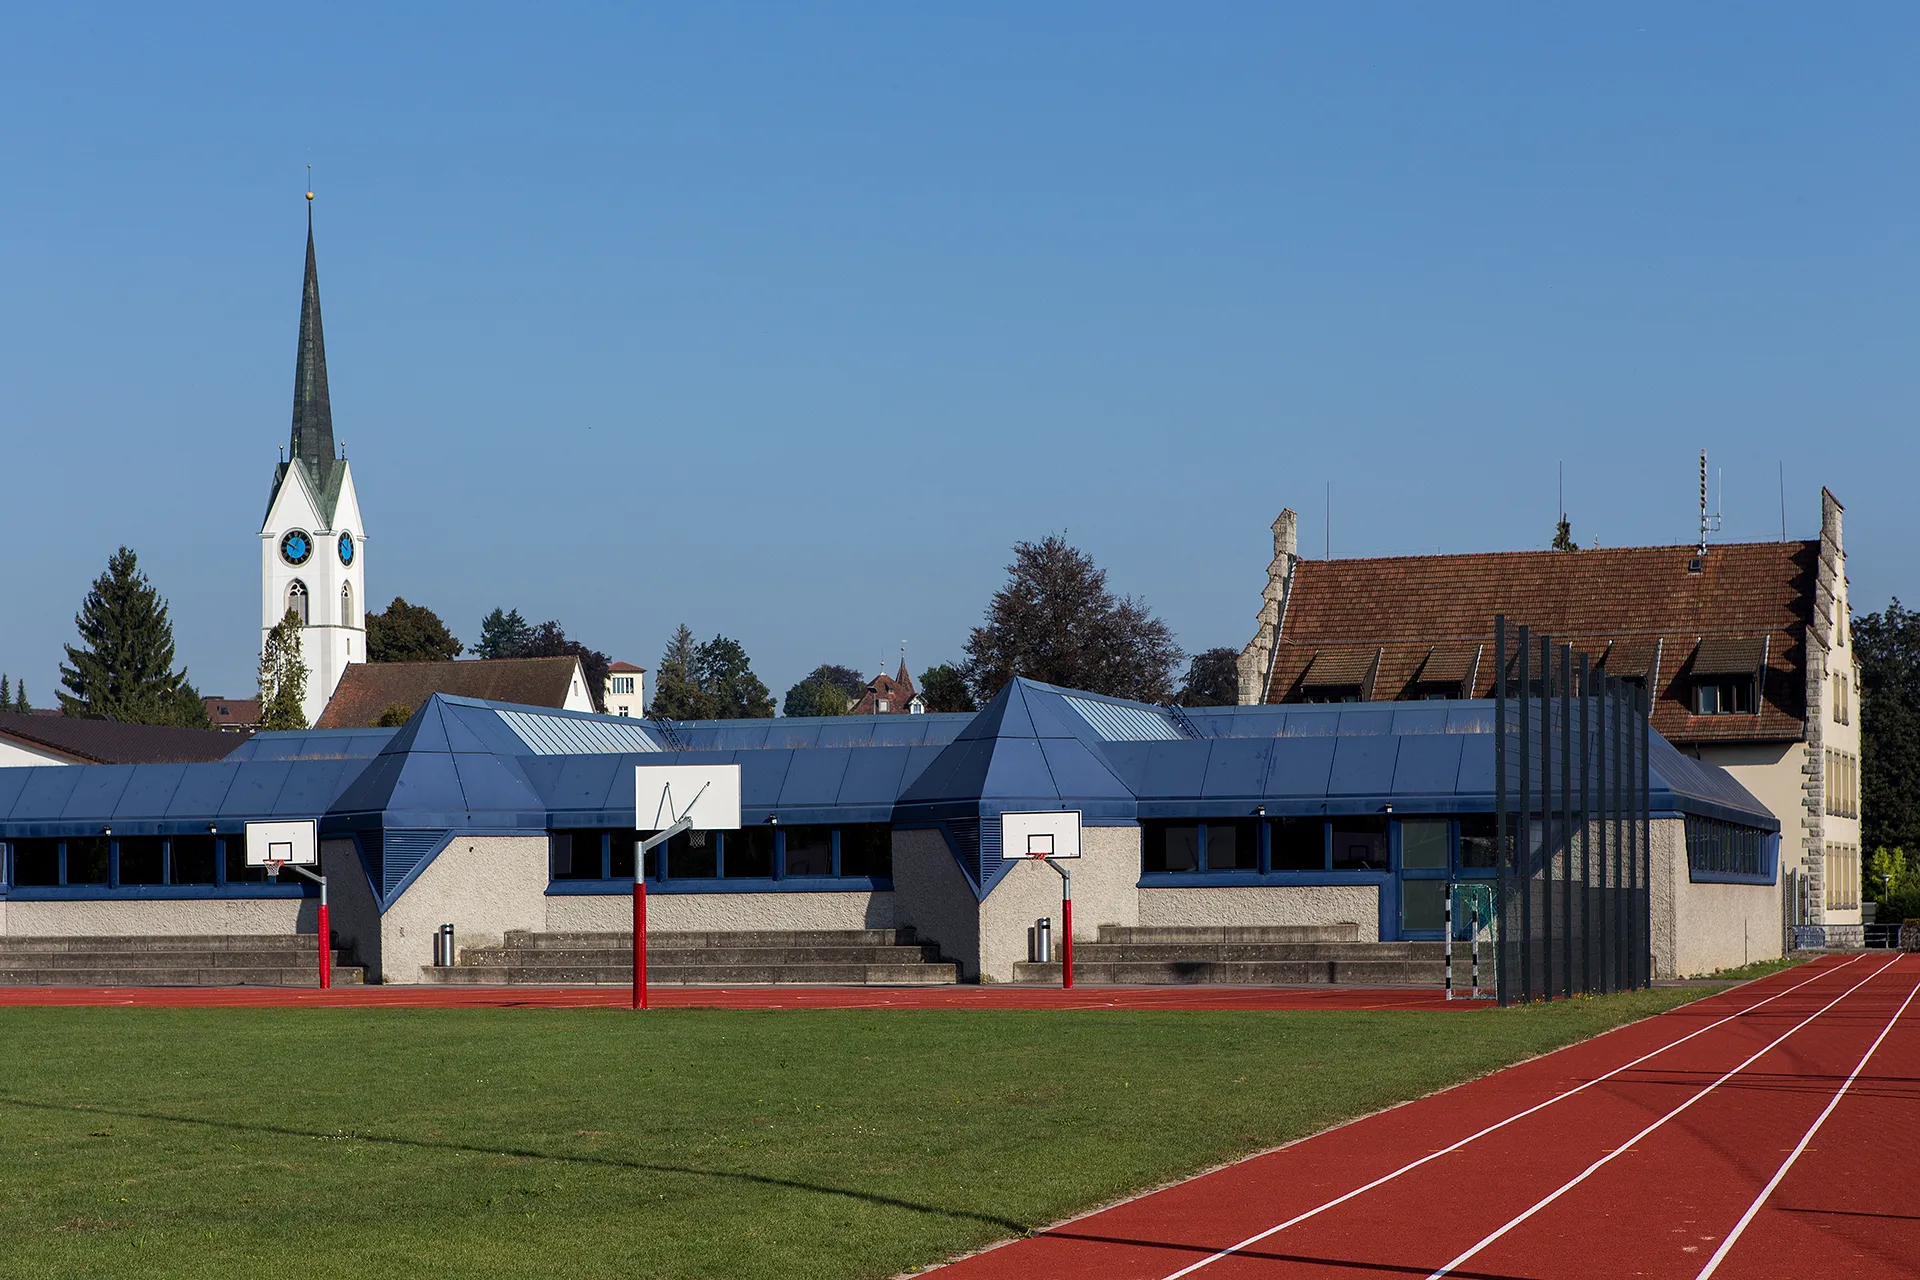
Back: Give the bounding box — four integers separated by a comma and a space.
783, 664, 867, 718
374, 702, 415, 728
474, 607, 533, 660
12, 680, 27, 713
649, 625, 713, 720
258, 609, 310, 731
1857, 599, 1920, 856
1551, 517, 1580, 552
0, 676, 9, 711
694, 636, 775, 719
962, 535, 1183, 704
919, 663, 976, 713
58, 546, 209, 726
1178, 648, 1241, 707
520, 620, 611, 713
366, 598, 464, 663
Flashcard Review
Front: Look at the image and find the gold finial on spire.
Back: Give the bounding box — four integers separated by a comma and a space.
306, 163, 314, 201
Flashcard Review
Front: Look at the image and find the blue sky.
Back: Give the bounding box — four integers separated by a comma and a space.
3, 4, 1915, 706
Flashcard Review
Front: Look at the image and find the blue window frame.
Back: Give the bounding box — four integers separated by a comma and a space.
545, 824, 894, 891
0, 835, 306, 897
1686, 816, 1775, 884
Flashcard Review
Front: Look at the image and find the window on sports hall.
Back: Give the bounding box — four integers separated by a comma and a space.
664, 829, 718, 878
117, 837, 166, 886
8, 839, 60, 887
65, 836, 109, 885
1141, 823, 1201, 874
225, 838, 273, 883
550, 830, 608, 881
1268, 818, 1326, 871
1684, 816, 1766, 879
723, 827, 774, 879
1330, 817, 1389, 871
169, 835, 219, 885
837, 825, 892, 879
781, 826, 834, 877
1203, 820, 1260, 871
1457, 816, 1500, 870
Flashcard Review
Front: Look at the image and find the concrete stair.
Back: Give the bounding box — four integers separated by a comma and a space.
1012, 924, 1444, 986
0, 934, 363, 987
423, 928, 959, 986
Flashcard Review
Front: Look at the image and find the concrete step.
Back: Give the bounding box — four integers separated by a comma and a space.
1011, 958, 1442, 985
0, 965, 365, 987
460, 945, 938, 967
422, 961, 958, 986
1095, 924, 1362, 944
0, 934, 327, 954
500, 928, 903, 950
1060, 942, 1444, 963
0, 949, 358, 969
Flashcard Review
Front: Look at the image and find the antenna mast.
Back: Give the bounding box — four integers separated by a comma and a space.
1697, 449, 1722, 556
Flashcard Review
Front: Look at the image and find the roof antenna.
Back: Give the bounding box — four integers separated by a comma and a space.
1692, 449, 1722, 571
1778, 460, 1787, 542
1325, 481, 1332, 560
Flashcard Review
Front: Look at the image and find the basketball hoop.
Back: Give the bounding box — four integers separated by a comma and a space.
263, 860, 288, 879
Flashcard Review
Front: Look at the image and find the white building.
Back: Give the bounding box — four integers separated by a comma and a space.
260, 202, 366, 729
604, 662, 646, 717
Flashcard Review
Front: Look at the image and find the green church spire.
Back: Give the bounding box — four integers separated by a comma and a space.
288, 192, 335, 497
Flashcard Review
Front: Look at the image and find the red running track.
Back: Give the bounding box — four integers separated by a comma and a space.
0, 983, 1475, 1012
930, 953, 1920, 1279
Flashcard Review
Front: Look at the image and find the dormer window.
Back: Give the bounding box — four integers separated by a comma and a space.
1692, 678, 1754, 716
877, 698, 890, 712
1689, 636, 1765, 717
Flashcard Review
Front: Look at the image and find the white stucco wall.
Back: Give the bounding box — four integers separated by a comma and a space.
0, 896, 310, 939
373, 836, 549, 984
261, 459, 366, 727
1646, 816, 1783, 979
1138, 884, 1380, 938
320, 837, 384, 975
976, 825, 1141, 983
546, 890, 892, 932
890, 828, 983, 979
0, 740, 77, 767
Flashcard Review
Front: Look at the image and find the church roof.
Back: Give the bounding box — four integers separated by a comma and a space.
315, 658, 587, 729
265, 213, 345, 526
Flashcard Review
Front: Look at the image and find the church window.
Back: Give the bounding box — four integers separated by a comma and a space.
286, 580, 309, 625
341, 582, 353, 627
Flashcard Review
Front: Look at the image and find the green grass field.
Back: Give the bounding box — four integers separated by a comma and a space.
0, 990, 1709, 1279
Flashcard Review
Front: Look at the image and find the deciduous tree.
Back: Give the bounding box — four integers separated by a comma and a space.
918, 663, 975, 713
1178, 648, 1240, 707
962, 535, 1183, 704
258, 609, 310, 731
1857, 599, 1920, 855
783, 664, 866, 717
519, 620, 612, 713
695, 636, 775, 719
366, 597, 463, 664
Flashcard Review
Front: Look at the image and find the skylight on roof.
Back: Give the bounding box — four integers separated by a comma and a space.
1061, 694, 1184, 742
496, 708, 663, 756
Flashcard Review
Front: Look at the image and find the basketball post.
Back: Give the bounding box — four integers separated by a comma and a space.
1000, 811, 1082, 990
245, 820, 325, 989
632, 765, 742, 1011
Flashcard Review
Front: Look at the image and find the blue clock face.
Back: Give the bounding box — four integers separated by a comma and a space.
280, 530, 313, 566
338, 532, 355, 566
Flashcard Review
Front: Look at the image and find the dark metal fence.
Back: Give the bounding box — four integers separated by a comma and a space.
1493, 615, 1653, 1005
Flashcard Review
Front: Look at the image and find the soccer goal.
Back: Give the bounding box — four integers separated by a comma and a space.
1445, 882, 1497, 1001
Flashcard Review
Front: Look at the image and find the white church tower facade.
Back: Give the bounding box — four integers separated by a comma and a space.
261, 200, 366, 728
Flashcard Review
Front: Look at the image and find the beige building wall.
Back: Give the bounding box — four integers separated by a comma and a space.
0, 896, 310, 939
0, 740, 79, 768
1139, 884, 1379, 937
1647, 817, 1783, 978
890, 827, 983, 978
976, 825, 1140, 982
546, 890, 892, 933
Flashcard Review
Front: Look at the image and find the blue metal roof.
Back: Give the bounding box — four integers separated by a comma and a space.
1, 683, 1777, 903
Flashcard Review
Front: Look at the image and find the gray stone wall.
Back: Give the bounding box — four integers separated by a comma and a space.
1237, 509, 1298, 705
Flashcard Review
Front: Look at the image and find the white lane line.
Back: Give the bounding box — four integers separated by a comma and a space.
1155, 954, 1865, 1280
1421, 954, 1905, 1280
1694, 961, 1920, 1279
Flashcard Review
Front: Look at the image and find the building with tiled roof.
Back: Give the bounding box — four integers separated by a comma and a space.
850, 661, 924, 715
314, 657, 592, 729
1237, 490, 1862, 924
603, 661, 646, 718
203, 697, 262, 733
0, 711, 246, 766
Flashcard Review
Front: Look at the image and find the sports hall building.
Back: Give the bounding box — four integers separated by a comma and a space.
0, 677, 1779, 983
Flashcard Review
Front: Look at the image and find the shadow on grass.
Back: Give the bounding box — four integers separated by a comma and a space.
0, 1095, 1028, 1234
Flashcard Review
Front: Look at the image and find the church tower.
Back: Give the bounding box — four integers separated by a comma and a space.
261, 196, 366, 727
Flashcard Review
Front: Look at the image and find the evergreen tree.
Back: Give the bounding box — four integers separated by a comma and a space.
258, 609, 310, 731
1, 676, 9, 711
1858, 599, 1920, 855
366, 597, 464, 663
1551, 517, 1580, 552
474, 607, 533, 660
14, 681, 28, 713
962, 535, 1183, 704
694, 636, 775, 719
918, 663, 976, 713
649, 625, 713, 720
58, 546, 208, 725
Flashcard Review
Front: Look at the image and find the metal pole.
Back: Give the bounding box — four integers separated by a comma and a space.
1471, 903, 1482, 997
1541, 632, 1554, 1002
1641, 683, 1653, 989
1561, 643, 1573, 1001
1519, 625, 1533, 1004
1495, 615, 1509, 1006
279, 863, 330, 990
1613, 676, 1626, 993
634, 815, 695, 1010
1048, 859, 1074, 989
1445, 889, 1454, 999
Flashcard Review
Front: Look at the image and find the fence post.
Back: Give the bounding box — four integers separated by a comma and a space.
1495, 615, 1510, 1007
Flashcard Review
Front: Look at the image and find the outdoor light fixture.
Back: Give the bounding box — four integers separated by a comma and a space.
765, 814, 779, 826
208, 823, 218, 834
1383, 802, 1394, 815
102, 826, 112, 836
1253, 805, 1266, 817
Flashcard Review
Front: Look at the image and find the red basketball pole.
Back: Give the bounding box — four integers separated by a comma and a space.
277, 863, 330, 990
632, 877, 648, 1010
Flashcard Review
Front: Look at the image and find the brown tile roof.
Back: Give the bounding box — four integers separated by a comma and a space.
315, 657, 584, 729
849, 665, 920, 716
1264, 540, 1816, 744
607, 661, 646, 674
0, 712, 247, 764
203, 696, 262, 729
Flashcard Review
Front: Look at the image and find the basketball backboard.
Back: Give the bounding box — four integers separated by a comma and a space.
1000, 810, 1082, 860
245, 819, 318, 866
635, 763, 742, 832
